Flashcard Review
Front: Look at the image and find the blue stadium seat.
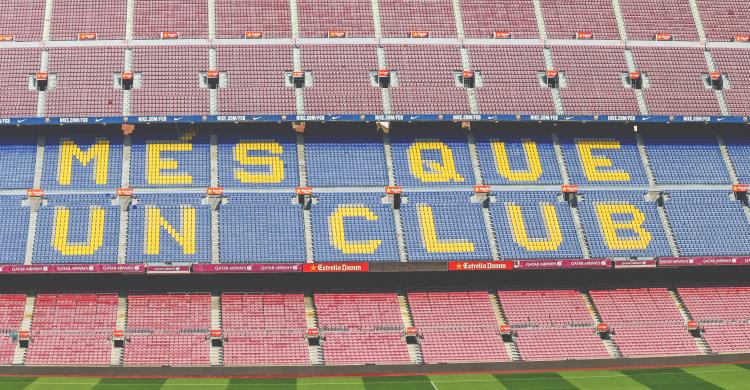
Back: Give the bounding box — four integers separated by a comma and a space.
127, 193, 211, 263
490, 191, 583, 259
217, 125, 299, 188
721, 130, 750, 184
559, 129, 649, 185
130, 128, 210, 188
0, 133, 37, 189
33, 194, 119, 263
400, 191, 492, 261
577, 190, 671, 258
0, 196, 30, 264
390, 126, 474, 187
219, 192, 305, 263
642, 131, 731, 184
474, 127, 562, 185
311, 192, 399, 262
305, 125, 388, 187
664, 190, 750, 256
41, 129, 123, 190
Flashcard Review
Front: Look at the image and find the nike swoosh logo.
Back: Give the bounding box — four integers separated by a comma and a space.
95, 118, 105, 122
16, 119, 26, 123
252, 116, 261, 120
487, 116, 496, 120
331, 116, 341, 120
642, 117, 651, 120
173, 117, 183, 121
717, 117, 725, 121
410, 116, 419, 120
565, 116, 574, 120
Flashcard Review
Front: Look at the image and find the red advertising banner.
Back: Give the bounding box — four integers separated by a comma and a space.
303, 263, 369, 273
327, 31, 346, 38
113, 330, 125, 338
120, 72, 134, 81
0, 264, 144, 274
658, 257, 750, 267
296, 186, 313, 195
210, 330, 222, 338
410, 31, 429, 38
513, 259, 612, 270
78, 32, 97, 40
307, 328, 319, 337
207, 187, 224, 195
733, 184, 748, 193
613, 259, 657, 269
405, 326, 418, 336
27, 188, 44, 197
494, 31, 511, 39
561, 184, 578, 193
0, 34, 14, 41
735, 35, 750, 42
655, 33, 673, 41
576, 31, 593, 40
206, 70, 220, 79
474, 185, 491, 193
116, 187, 133, 196
447, 261, 513, 271
597, 323, 609, 333
499, 324, 512, 334
160, 31, 179, 39
385, 186, 402, 195
145, 265, 191, 274
245, 31, 263, 39
192, 263, 303, 273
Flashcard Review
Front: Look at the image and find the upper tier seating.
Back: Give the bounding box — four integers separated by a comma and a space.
630, 47, 721, 115
553, 46, 641, 115
590, 288, 699, 357
384, 45, 469, 114
408, 291, 508, 363
131, 46, 209, 116
0, 0, 45, 41
298, 0, 374, 38
124, 294, 211, 366
222, 293, 309, 366
696, 0, 750, 42
710, 49, 750, 116
25, 293, 117, 365
215, 0, 291, 39
301, 45, 382, 115
130, 129, 211, 188
619, 0, 699, 41
0, 49, 40, 118
467, 46, 556, 115
46, 47, 124, 117
540, 0, 620, 40
490, 191, 582, 260
379, 0, 457, 38
216, 45, 296, 115
315, 293, 411, 364
133, 0, 208, 39
459, 0, 538, 39
50, 0, 126, 41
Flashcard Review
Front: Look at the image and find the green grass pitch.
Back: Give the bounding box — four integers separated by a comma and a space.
2, 363, 750, 389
